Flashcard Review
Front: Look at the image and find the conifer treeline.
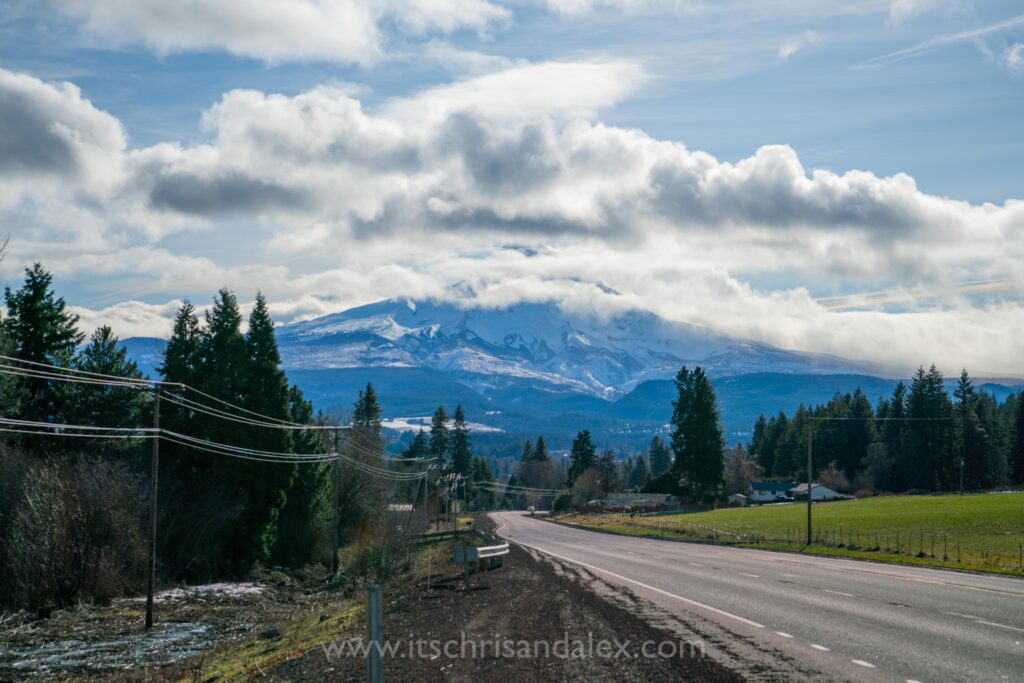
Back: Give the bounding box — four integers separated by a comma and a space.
748, 365, 1024, 492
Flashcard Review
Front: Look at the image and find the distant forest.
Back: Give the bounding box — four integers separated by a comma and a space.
746, 366, 1024, 494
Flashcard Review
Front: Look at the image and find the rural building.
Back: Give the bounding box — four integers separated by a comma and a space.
788, 483, 849, 501
748, 481, 797, 504
728, 493, 748, 507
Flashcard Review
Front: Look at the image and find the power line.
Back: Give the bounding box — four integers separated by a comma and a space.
0, 416, 155, 433
160, 391, 335, 431
0, 355, 346, 431
0, 426, 156, 441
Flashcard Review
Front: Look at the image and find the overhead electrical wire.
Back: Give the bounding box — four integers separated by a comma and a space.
0, 355, 345, 431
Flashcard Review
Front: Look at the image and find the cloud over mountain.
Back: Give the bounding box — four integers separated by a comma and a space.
1, 60, 1022, 375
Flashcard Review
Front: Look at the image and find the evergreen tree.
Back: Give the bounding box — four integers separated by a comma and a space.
670, 366, 725, 501
647, 435, 671, 477
596, 450, 617, 492
748, 415, 768, 469
520, 439, 534, 462
774, 405, 809, 479
1011, 393, 1024, 485
67, 326, 146, 434
230, 293, 296, 571
534, 435, 550, 461
906, 365, 955, 490
566, 430, 597, 485
628, 454, 649, 489
337, 384, 385, 544
469, 456, 496, 509
451, 404, 472, 475
759, 411, 788, 475
3, 263, 83, 423
403, 430, 429, 460
845, 389, 876, 479
159, 302, 201, 385
429, 405, 449, 466
271, 386, 329, 567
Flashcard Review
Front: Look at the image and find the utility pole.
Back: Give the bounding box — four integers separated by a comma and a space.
806, 421, 813, 546
145, 385, 160, 630
332, 428, 340, 575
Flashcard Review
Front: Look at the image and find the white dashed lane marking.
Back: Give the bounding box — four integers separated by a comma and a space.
774, 631, 794, 638
822, 589, 855, 597
689, 562, 703, 567
740, 572, 760, 578
852, 659, 876, 668
809, 644, 830, 651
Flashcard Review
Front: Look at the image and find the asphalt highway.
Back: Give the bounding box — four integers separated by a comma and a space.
492, 511, 1024, 682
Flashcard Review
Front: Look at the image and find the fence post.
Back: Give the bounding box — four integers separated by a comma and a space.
367, 585, 383, 683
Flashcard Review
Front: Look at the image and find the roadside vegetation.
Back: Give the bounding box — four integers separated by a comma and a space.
558, 492, 1024, 575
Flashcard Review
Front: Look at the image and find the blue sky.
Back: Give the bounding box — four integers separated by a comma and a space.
0, 1, 1022, 374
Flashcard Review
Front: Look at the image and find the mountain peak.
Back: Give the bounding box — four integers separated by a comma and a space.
274, 296, 868, 398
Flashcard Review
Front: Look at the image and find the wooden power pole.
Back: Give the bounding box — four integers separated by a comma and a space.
145, 385, 160, 629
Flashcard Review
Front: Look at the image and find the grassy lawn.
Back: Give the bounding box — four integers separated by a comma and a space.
559, 492, 1024, 576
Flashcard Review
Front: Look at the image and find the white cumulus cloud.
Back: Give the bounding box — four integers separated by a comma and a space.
43, 0, 511, 64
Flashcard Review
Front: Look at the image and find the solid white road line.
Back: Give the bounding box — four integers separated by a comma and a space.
809, 644, 830, 651
975, 619, 1024, 634
505, 537, 766, 629
851, 659, 876, 668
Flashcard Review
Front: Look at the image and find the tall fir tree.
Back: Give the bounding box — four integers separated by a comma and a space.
450, 404, 472, 476
1011, 393, 1024, 485
647, 435, 671, 477
906, 365, 955, 490
230, 293, 296, 571
337, 384, 385, 543
271, 386, 329, 567
670, 366, 725, 501
596, 450, 617, 493
520, 438, 534, 462
67, 326, 146, 436
3, 263, 83, 424
628, 454, 649, 488
566, 430, 597, 485
403, 430, 429, 460
534, 435, 550, 461
429, 405, 449, 466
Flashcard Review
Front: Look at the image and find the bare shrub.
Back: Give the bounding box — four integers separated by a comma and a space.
0, 449, 146, 609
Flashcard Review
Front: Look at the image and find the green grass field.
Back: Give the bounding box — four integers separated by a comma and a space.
561, 492, 1024, 575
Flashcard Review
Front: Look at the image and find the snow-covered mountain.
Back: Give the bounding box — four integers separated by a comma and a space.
274, 298, 869, 398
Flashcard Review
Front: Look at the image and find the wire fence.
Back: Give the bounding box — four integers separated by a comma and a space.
590, 514, 1024, 574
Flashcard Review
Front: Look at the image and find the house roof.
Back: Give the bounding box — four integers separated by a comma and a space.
788, 483, 837, 494
750, 481, 797, 491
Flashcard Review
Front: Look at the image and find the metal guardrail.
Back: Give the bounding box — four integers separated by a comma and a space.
475, 542, 510, 559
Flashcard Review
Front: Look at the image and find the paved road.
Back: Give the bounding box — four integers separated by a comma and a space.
492, 511, 1024, 683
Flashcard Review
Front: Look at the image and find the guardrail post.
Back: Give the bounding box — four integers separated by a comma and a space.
367, 585, 382, 683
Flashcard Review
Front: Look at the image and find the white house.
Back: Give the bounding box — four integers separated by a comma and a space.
747, 481, 797, 504
788, 483, 846, 501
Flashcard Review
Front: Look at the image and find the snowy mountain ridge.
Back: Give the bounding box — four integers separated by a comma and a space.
273, 297, 870, 398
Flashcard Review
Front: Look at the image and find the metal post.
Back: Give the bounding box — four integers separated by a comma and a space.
806, 422, 813, 545
332, 428, 340, 575
145, 385, 160, 630
366, 585, 383, 683
424, 474, 432, 592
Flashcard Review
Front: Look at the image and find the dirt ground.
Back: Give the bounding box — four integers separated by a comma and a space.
1, 515, 743, 682
275, 515, 740, 683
